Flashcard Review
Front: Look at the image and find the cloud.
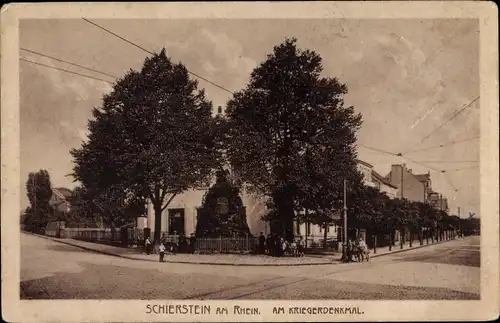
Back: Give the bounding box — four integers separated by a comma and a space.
167, 28, 257, 93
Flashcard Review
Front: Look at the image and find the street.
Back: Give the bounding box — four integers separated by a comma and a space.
21, 233, 480, 300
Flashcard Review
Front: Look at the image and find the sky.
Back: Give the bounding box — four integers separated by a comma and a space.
19, 18, 480, 218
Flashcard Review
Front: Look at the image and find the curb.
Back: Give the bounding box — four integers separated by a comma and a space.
28, 233, 337, 267
28, 232, 460, 266
370, 238, 457, 258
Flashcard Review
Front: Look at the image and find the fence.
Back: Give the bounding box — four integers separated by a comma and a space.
59, 228, 258, 253
61, 227, 145, 247
155, 231, 258, 253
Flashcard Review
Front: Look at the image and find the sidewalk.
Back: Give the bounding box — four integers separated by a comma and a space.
34, 234, 339, 266
34, 233, 459, 266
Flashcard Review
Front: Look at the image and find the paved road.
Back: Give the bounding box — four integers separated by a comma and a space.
20, 233, 480, 300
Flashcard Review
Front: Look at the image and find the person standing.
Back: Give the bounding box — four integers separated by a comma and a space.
298, 236, 305, 257
159, 242, 166, 262
145, 237, 152, 255
189, 233, 196, 254
258, 232, 266, 254
265, 234, 272, 255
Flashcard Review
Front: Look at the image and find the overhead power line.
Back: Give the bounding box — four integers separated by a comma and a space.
442, 172, 458, 192
400, 155, 442, 172
441, 165, 479, 172
20, 57, 114, 84
421, 96, 480, 142
20, 47, 119, 79
403, 136, 479, 155
82, 18, 235, 95
359, 144, 442, 172
359, 144, 400, 157
417, 160, 478, 164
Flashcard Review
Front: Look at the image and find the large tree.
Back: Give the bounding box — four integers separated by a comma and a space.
24, 170, 53, 231
224, 38, 362, 240
71, 49, 220, 242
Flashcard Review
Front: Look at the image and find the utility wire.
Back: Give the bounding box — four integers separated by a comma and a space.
20, 57, 114, 84
442, 172, 458, 192
403, 136, 479, 155
20, 47, 119, 79
359, 144, 443, 172
359, 144, 400, 157
417, 160, 478, 164
441, 165, 479, 172
82, 18, 235, 95
400, 155, 442, 172
420, 96, 480, 142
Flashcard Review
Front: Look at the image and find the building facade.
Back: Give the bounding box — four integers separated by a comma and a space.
385, 164, 449, 212
145, 186, 269, 237
144, 160, 400, 243
49, 187, 72, 213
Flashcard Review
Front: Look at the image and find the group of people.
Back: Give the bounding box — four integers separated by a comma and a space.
257, 232, 305, 257
345, 236, 370, 262
144, 232, 197, 262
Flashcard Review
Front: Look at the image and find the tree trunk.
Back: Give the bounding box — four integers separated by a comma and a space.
409, 229, 413, 247
323, 222, 328, 249
273, 190, 295, 241
373, 234, 377, 254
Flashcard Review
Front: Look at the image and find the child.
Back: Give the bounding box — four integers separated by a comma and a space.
298, 236, 305, 257
290, 240, 298, 257
159, 242, 166, 262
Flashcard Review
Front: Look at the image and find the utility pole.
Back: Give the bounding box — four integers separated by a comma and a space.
400, 165, 404, 198
342, 179, 348, 261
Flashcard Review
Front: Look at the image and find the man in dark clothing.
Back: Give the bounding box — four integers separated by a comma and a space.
258, 232, 266, 254
265, 234, 272, 255
189, 233, 196, 254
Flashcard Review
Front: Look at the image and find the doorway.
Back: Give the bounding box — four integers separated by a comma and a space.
168, 208, 185, 235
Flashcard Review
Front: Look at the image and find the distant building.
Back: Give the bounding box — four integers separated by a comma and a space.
385, 164, 448, 211
49, 187, 72, 213
357, 160, 398, 199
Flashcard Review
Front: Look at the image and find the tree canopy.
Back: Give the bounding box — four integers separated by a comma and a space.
23, 170, 53, 231
224, 38, 362, 240
71, 49, 220, 241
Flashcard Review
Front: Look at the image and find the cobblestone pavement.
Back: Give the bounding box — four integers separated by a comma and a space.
20, 233, 480, 300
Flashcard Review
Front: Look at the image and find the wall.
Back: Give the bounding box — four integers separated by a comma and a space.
49, 193, 70, 213
146, 188, 269, 236
357, 163, 373, 184
379, 182, 398, 199
387, 164, 426, 202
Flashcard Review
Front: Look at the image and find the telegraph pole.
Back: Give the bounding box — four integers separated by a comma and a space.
400, 165, 404, 198
342, 179, 348, 261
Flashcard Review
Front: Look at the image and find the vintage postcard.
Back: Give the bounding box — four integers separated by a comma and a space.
1, 1, 498, 322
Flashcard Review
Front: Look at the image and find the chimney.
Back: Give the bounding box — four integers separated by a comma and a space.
217, 106, 223, 114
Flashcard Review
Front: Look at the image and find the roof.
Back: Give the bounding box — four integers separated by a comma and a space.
53, 187, 72, 199
356, 159, 373, 168
414, 174, 430, 182
372, 170, 398, 189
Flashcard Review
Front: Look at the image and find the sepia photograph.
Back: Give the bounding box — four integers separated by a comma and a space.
2, 2, 498, 322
